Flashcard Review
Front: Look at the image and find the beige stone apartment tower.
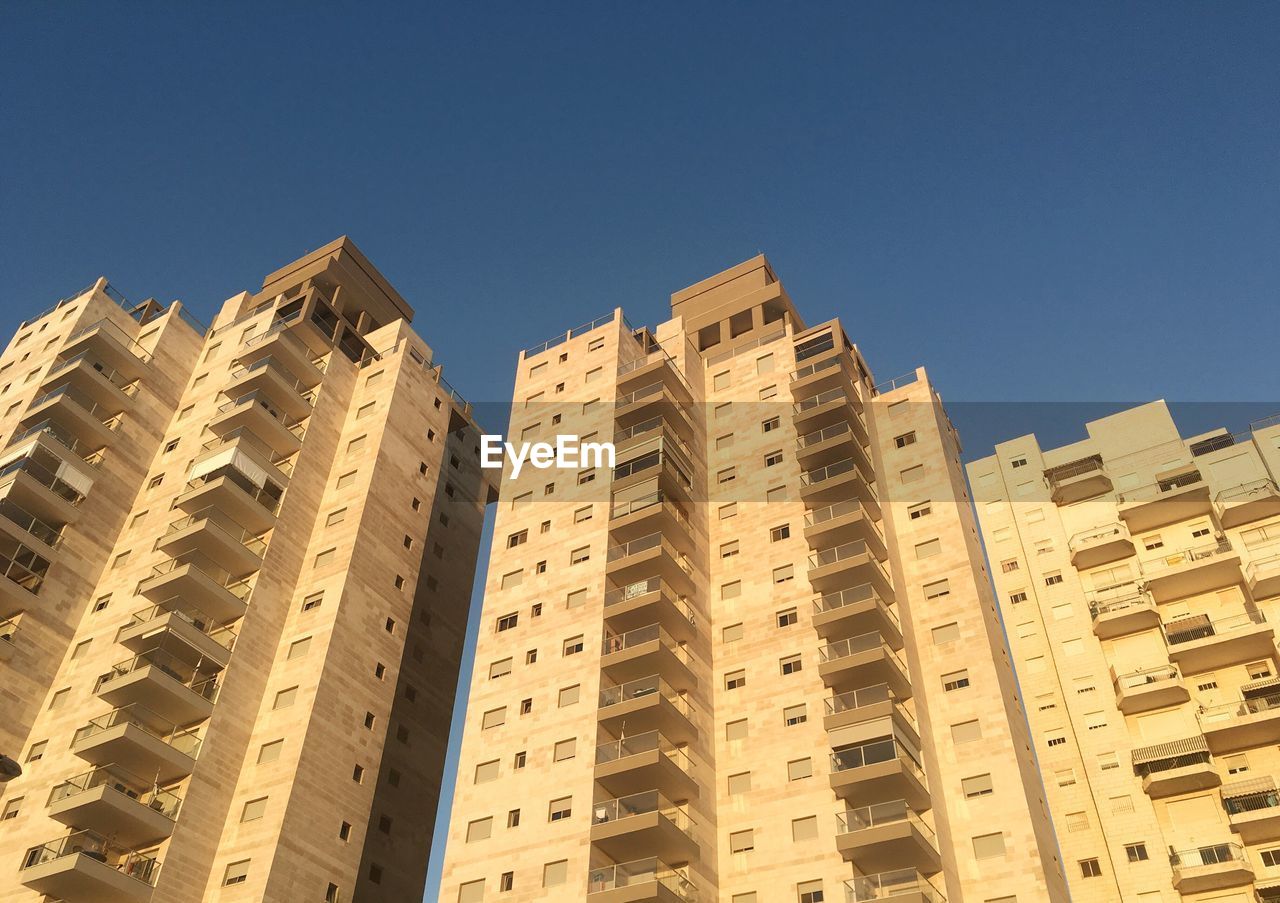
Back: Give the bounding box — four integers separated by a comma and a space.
440, 256, 1068, 903
968, 401, 1280, 903
0, 237, 494, 903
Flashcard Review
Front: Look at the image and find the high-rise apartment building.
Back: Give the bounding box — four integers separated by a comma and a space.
441, 256, 1068, 903
968, 401, 1280, 903
0, 237, 494, 903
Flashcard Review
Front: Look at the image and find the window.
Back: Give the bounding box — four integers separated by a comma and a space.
577, 469, 595, 485
563, 635, 584, 655
723, 623, 744, 643
520, 698, 532, 715
1046, 732, 1066, 747
574, 505, 592, 523
780, 654, 802, 675
466, 817, 492, 842
223, 860, 250, 886
543, 860, 568, 887
733, 895, 758, 903
1001, 559, 1020, 573
770, 523, 791, 542
943, 669, 970, 691
301, 592, 323, 612
499, 872, 514, 892
894, 431, 917, 448
721, 540, 740, 558
489, 658, 512, 680
570, 546, 590, 565
507, 530, 527, 548
728, 772, 752, 795
1044, 572, 1063, 586
915, 538, 941, 559
963, 774, 994, 798
513, 751, 526, 769
286, 637, 311, 661
756, 352, 774, 374
932, 622, 960, 644
257, 740, 283, 764
1065, 811, 1089, 832
553, 738, 576, 762
566, 589, 586, 609
1011, 456, 1027, 468
765, 450, 783, 467
713, 371, 731, 391
1262, 848, 1280, 868
548, 797, 571, 821
314, 549, 336, 568
972, 833, 1006, 859
798, 880, 824, 902
482, 707, 506, 729
2, 797, 22, 820
726, 669, 746, 690
273, 687, 298, 710
908, 500, 932, 519
475, 760, 500, 783
558, 685, 580, 707
1247, 660, 1273, 680
900, 464, 924, 483
497, 612, 519, 631
766, 485, 787, 502
722, 580, 742, 599
787, 758, 813, 781
1125, 843, 1148, 862
459, 880, 485, 903
507, 809, 520, 827
719, 503, 737, 520
792, 816, 818, 841
924, 579, 951, 599
784, 704, 807, 726
718, 467, 737, 484
336, 471, 357, 489
353, 764, 365, 783
726, 719, 748, 741
763, 416, 781, 432
1079, 859, 1102, 878
730, 829, 755, 853
759, 384, 777, 400
952, 720, 982, 743
776, 607, 798, 628
1009, 590, 1027, 604
241, 797, 268, 822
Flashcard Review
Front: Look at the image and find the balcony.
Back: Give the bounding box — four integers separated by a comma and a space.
611, 445, 694, 504
845, 869, 945, 903
613, 417, 698, 470
1044, 456, 1110, 504
7, 417, 106, 468
804, 500, 886, 559
594, 731, 697, 800
795, 419, 873, 477
601, 623, 695, 685
792, 387, 869, 445
137, 551, 253, 623
1134, 737, 1220, 798
1198, 693, 1280, 753
824, 685, 919, 742
1141, 540, 1241, 602
0, 535, 49, 610
42, 352, 139, 411
1215, 480, 1280, 528
807, 541, 894, 595
589, 791, 697, 864
0, 452, 89, 525
0, 617, 17, 662
812, 584, 901, 643
819, 631, 911, 698
598, 675, 696, 745
20, 830, 160, 903
95, 642, 220, 726
602, 577, 697, 644
830, 737, 930, 808
1165, 610, 1274, 674
1117, 470, 1211, 533
209, 390, 306, 456
613, 383, 695, 441
224, 356, 316, 419
48, 766, 181, 846
62, 318, 152, 380
195, 427, 295, 484
1223, 776, 1280, 843
800, 457, 880, 516
1112, 665, 1188, 714
836, 800, 940, 873
237, 317, 326, 385
791, 347, 858, 395
117, 600, 235, 668
586, 858, 696, 902
608, 491, 695, 545
605, 533, 695, 596
616, 348, 693, 403
71, 704, 201, 783
23, 384, 123, 448
155, 507, 267, 574
0, 497, 65, 553
1248, 551, 1280, 599
1068, 524, 1134, 570
1169, 843, 1253, 894
173, 467, 283, 535
1088, 589, 1159, 639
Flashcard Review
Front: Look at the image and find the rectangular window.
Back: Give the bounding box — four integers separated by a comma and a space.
784, 704, 807, 726
943, 669, 970, 691
726, 669, 746, 690
223, 860, 250, 886
932, 622, 960, 644
787, 758, 813, 781
466, 818, 492, 842
972, 833, 1006, 860
770, 523, 791, 542
924, 579, 951, 599
552, 738, 576, 762
730, 829, 754, 853
548, 798, 571, 822
776, 607, 798, 627
721, 540, 740, 558
780, 654, 802, 675
543, 859, 568, 887
482, 707, 506, 729
723, 623, 744, 643
497, 612, 519, 631
962, 774, 993, 798
908, 500, 932, 519
728, 772, 751, 795
1079, 859, 1102, 878
952, 720, 982, 743
894, 431, 917, 448
489, 658, 512, 680
562, 635, 584, 655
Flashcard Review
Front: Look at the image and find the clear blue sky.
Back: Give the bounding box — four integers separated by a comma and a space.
3, 4, 1278, 900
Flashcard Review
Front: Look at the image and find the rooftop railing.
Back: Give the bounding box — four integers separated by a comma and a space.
523, 311, 622, 358
871, 371, 920, 395
19, 281, 125, 329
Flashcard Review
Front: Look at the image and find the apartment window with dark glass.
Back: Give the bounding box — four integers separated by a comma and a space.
894, 431, 916, 448
726, 670, 746, 690
497, 612, 518, 632
776, 607, 798, 628
780, 654, 802, 675
1079, 859, 1101, 878
507, 530, 527, 548
1125, 843, 1148, 862
765, 450, 783, 467
943, 669, 970, 691
762, 416, 781, 433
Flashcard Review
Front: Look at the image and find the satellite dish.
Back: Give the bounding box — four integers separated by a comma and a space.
0, 755, 21, 783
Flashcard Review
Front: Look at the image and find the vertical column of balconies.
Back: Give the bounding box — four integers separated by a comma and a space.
790, 331, 943, 902
588, 344, 702, 902
18, 306, 327, 903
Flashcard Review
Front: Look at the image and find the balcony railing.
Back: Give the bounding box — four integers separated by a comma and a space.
1201, 693, 1280, 724
0, 542, 49, 594
602, 623, 689, 663
703, 327, 786, 367
29, 384, 123, 427
825, 683, 913, 722
1165, 610, 1266, 646
123, 599, 237, 650
1088, 591, 1152, 620
1115, 664, 1180, 691
0, 456, 87, 506
1142, 539, 1234, 576
606, 532, 690, 567
813, 583, 895, 620
1223, 780, 1280, 816
50, 765, 182, 819
1068, 524, 1127, 553
598, 675, 691, 716
1169, 842, 1248, 869
792, 353, 843, 381
199, 427, 297, 475
806, 498, 873, 528
1045, 456, 1105, 486
213, 390, 307, 435
66, 315, 152, 362
0, 499, 64, 548
831, 737, 925, 777
809, 540, 877, 570
586, 858, 695, 899
837, 799, 934, 839
163, 507, 268, 557
228, 356, 312, 395
147, 551, 254, 601
97, 647, 220, 702
1118, 470, 1204, 503
819, 630, 903, 666
845, 869, 943, 903
73, 704, 203, 758
595, 731, 692, 773
21, 830, 160, 886
7, 419, 104, 465
181, 467, 283, 514
794, 386, 848, 414
47, 351, 139, 394
608, 491, 692, 528
1217, 479, 1280, 506
590, 790, 694, 835
796, 418, 856, 452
